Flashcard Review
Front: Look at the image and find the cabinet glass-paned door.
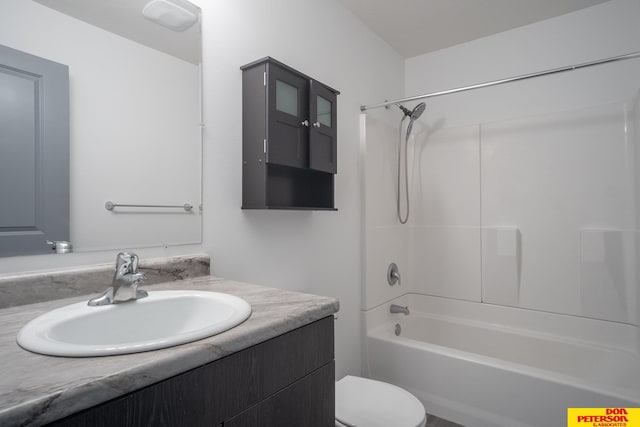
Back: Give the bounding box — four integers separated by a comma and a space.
276, 80, 298, 116
267, 63, 309, 169
309, 81, 337, 174
317, 95, 332, 127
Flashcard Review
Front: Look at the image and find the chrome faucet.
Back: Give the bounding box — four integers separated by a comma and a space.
390, 304, 410, 315
88, 252, 148, 306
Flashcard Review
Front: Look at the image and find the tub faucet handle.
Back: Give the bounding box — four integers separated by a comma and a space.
387, 263, 401, 286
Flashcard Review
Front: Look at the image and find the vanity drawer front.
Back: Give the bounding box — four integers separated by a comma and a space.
260, 314, 334, 396
224, 361, 335, 427
49, 316, 334, 427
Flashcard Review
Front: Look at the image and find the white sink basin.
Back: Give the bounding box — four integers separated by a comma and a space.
17, 290, 252, 357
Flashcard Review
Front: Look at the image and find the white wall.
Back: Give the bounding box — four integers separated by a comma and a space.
0, 0, 403, 379
0, 0, 201, 260
405, 0, 640, 125
367, 0, 640, 327
194, 0, 403, 378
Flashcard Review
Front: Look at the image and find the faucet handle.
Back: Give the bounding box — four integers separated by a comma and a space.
387, 263, 401, 286
129, 253, 139, 273
114, 252, 139, 274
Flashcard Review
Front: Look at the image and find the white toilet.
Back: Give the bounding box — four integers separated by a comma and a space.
335, 375, 426, 427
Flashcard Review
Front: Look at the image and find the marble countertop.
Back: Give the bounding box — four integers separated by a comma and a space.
0, 276, 339, 426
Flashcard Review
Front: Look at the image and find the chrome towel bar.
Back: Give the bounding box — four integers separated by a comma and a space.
105, 201, 193, 212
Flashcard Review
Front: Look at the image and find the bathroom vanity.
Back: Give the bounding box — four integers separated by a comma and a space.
0, 276, 339, 426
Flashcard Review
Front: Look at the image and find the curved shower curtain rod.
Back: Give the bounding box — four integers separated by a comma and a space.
360, 51, 640, 112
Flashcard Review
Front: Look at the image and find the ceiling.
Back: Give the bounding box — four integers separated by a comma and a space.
33, 0, 201, 64
32, 0, 611, 63
336, 0, 611, 58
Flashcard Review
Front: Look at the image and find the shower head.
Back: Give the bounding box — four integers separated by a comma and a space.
398, 102, 426, 121
395, 103, 426, 225
401, 102, 426, 137
410, 102, 426, 120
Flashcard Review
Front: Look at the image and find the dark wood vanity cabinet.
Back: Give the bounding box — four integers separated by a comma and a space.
49, 316, 335, 427
241, 57, 339, 210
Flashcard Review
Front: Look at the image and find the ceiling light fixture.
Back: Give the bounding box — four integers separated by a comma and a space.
142, 0, 200, 32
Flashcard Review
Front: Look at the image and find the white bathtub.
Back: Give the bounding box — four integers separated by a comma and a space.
365, 294, 640, 427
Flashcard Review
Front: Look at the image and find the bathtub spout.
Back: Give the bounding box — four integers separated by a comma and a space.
390, 304, 410, 315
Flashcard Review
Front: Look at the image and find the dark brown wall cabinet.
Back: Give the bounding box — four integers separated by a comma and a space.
49, 317, 335, 427
241, 57, 339, 210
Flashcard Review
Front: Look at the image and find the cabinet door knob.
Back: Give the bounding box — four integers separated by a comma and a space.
313, 122, 321, 128
301, 120, 309, 127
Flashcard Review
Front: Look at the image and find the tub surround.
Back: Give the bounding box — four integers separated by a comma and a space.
0, 254, 210, 309
0, 276, 339, 426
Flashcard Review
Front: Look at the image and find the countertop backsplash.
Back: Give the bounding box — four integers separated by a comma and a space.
0, 254, 210, 308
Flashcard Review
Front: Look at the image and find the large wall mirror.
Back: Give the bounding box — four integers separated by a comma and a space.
0, 0, 202, 257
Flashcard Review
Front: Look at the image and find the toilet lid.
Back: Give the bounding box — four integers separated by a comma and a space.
335, 376, 425, 427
